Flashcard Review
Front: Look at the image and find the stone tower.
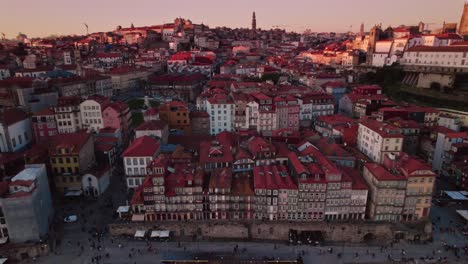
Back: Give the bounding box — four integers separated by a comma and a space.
252, 12, 257, 31
459, 2, 468, 36
367, 25, 381, 65
359, 23, 364, 36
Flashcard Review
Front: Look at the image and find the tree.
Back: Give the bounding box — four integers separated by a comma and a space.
261, 72, 282, 84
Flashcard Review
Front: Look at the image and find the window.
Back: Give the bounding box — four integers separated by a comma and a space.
11, 138, 16, 147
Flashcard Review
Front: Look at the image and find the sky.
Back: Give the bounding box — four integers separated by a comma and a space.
0, 0, 466, 38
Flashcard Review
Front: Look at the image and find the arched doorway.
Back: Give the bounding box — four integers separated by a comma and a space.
363, 233, 376, 243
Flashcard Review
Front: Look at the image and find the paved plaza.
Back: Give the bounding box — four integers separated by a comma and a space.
30, 168, 468, 264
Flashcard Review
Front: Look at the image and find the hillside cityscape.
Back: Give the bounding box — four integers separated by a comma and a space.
0, 2, 468, 264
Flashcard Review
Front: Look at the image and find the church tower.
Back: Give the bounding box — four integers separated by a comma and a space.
459, 2, 468, 36
252, 12, 257, 31
359, 23, 364, 36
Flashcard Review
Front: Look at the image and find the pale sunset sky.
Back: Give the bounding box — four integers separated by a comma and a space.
0, 0, 466, 38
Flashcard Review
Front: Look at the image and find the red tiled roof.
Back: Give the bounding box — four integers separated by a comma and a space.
317, 114, 356, 126
287, 152, 307, 175
190, 111, 209, 118
364, 163, 405, 181
253, 165, 297, 190
130, 185, 143, 205
95, 53, 121, 59
49, 131, 91, 155
86, 94, 110, 107
104, 101, 129, 113
0, 77, 35, 89
445, 132, 468, 139
247, 137, 275, 158
149, 74, 205, 85
209, 167, 232, 190
135, 120, 168, 131
144, 107, 159, 116
57, 96, 82, 106
0, 108, 28, 126
322, 81, 346, 88
234, 148, 252, 160
340, 167, 368, 190
315, 138, 352, 157
122, 136, 159, 157
407, 45, 468, 52
360, 119, 404, 138
450, 41, 468, 46
33, 107, 54, 116
434, 33, 463, 40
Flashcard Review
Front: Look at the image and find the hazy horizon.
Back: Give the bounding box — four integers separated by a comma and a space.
1, 0, 466, 38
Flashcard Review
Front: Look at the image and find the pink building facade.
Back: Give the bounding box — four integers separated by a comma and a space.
102, 102, 131, 140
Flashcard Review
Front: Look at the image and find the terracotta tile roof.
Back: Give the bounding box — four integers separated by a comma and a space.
149, 74, 205, 85
317, 114, 356, 126
49, 131, 91, 155
199, 139, 233, 164
287, 152, 307, 175
247, 137, 275, 158
144, 107, 159, 116
33, 107, 54, 116
122, 136, 159, 157
209, 167, 232, 190
360, 119, 404, 138
407, 45, 468, 52
315, 138, 352, 157
234, 148, 252, 160
130, 185, 143, 205
0, 108, 28, 126
340, 167, 368, 190
445, 132, 468, 139
364, 163, 405, 181
57, 96, 82, 106
253, 165, 297, 190
135, 120, 168, 131
231, 176, 255, 196
104, 101, 129, 113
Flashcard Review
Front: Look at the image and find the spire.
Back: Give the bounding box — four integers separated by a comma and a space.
252, 11, 257, 31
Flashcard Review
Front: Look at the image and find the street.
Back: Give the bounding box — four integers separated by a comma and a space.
31, 167, 468, 264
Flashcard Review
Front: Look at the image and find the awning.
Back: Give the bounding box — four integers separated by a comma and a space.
150, 230, 161, 238
445, 191, 468, 200
0, 258, 7, 264
131, 214, 145, 222
456, 210, 468, 221
116, 206, 130, 213
64, 190, 82, 197
0, 237, 7, 244
160, 230, 170, 238
134, 230, 146, 238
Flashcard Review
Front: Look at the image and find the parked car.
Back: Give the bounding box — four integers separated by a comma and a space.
64, 215, 78, 223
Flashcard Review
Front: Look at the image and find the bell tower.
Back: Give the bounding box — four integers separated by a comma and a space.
252, 12, 257, 31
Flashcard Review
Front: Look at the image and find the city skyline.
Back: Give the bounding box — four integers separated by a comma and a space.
1, 0, 466, 38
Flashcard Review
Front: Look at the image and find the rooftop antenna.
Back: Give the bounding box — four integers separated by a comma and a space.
83, 23, 89, 36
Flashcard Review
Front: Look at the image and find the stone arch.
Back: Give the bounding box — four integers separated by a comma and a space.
363, 233, 376, 243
